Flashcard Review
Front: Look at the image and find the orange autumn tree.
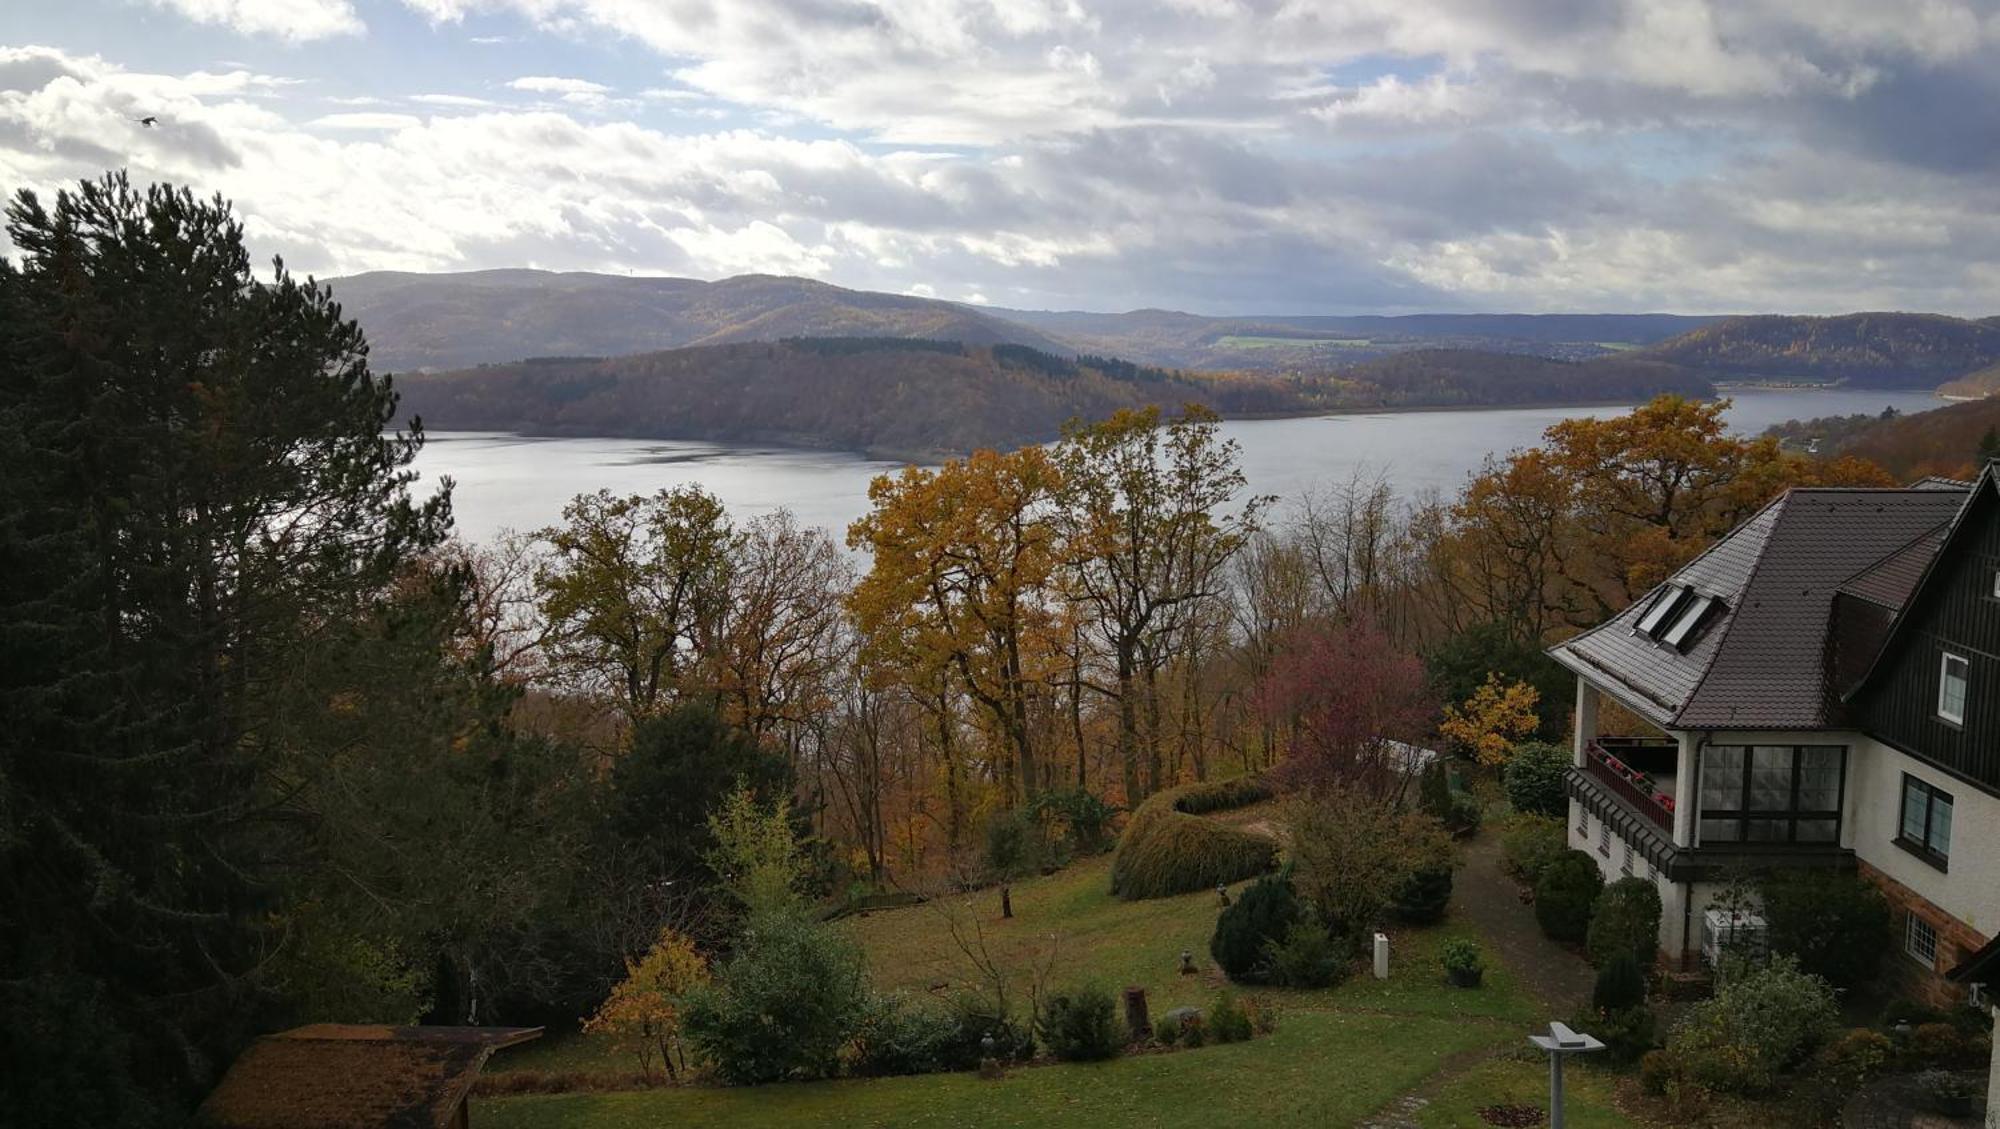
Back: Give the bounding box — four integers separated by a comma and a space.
1438, 673, 1541, 765
584, 926, 709, 1079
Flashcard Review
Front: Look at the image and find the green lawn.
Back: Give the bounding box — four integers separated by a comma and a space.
1416, 1053, 1638, 1128
476, 1010, 1509, 1129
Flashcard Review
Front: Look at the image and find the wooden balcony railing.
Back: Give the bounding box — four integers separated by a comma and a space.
1584, 741, 1676, 831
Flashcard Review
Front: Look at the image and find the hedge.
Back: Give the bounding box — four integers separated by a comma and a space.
1110, 784, 1279, 901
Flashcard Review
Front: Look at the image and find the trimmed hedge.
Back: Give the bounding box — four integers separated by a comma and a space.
1504, 741, 1571, 818
1534, 850, 1604, 943
1111, 784, 1279, 901
1587, 877, 1662, 967
1171, 776, 1274, 815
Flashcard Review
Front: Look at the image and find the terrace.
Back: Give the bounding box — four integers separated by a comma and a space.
1582, 736, 1680, 833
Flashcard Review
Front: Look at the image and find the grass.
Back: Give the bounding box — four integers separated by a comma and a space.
1415, 1053, 1643, 1128
475, 1010, 1508, 1129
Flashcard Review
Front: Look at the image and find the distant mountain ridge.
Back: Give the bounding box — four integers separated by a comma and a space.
1635, 312, 2000, 388
328, 269, 1071, 372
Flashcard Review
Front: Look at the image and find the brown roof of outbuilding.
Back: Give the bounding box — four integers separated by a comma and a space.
1552, 486, 1965, 731
197, 1025, 540, 1129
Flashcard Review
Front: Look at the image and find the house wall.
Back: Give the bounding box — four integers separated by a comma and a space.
1988, 1008, 1999, 1129
1568, 801, 1687, 959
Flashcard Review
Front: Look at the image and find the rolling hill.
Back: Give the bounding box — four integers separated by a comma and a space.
1637, 312, 2000, 388
1326, 348, 1713, 407
394, 338, 1303, 460
327, 270, 1069, 372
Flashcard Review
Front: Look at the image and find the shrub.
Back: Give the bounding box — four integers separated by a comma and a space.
1534, 850, 1604, 943
1584, 1004, 1657, 1064
1440, 937, 1484, 978
1180, 1014, 1207, 1047
1286, 791, 1454, 930
944, 995, 1034, 1068
1263, 919, 1350, 989
1662, 955, 1840, 1094
582, 926, 709, 1079
1499, 814, 1568, 884
848, 996, 964, 1077
1211, 873, 1304, 984
1813, 1028, 1894, 1090
1504, 741, 1571, 818
1031, 788, 1118, 856
1208, 991, 1254, 1043
1904, 1022, 1979, 1070
1587, 877, 1661, 967
1111, 788, 1278, 901
1759, 871, 1890, 991
681, 912, 869, 1085
1418, 760, 1454, 822
1390, 864, 1454, 926
1171, 776, 1273, 815
1037, 985, 1123, 1062
1592, 953, 1647, 1013
983, 808, 1039, 879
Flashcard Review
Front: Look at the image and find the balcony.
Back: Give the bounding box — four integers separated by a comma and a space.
1584, 738, 1679, 832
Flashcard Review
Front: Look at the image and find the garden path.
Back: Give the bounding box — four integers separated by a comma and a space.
1452, 827, 1595, 1017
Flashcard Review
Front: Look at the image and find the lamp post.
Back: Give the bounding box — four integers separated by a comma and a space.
1528, 1021, 1605, 1129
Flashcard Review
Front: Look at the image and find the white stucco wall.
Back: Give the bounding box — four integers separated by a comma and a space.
1848, 737, 2000, 939
1567, 800, 1687, 957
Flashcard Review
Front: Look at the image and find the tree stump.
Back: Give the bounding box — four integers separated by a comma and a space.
1001, 885, 1013, 919
1122, 986, 1152, 1041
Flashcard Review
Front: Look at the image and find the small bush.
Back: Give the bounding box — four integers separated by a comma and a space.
1534, 850, 1604, 943
1263, 919, 1350, 989
1638, 1048, 1675, 1096
1587, 877, 1661, 967
1662, 955, 1840, 1094
1583, 1003, 1657, 1064
1038, 985, 1123, 1062
944, 994, 1033, 1069
1499, 815, 1568, 884
1208, 991, 1253, 1043
849, 996, 964, 1077
1112, 789, 1278, 901
983, 808, 1039, 879
1440, 937, 1484, 977
1592, 953, 1647, 1013
1390, 864, 1454, 926
1210, 873, 1303, 984
1445, 791, 1483, 838
1903, 1022, 1980, 1070
1031, 788, 1118, 856
1814, 1028, 1893, 1090
1180, 1014, 1207, 1047
1171, 776, 1273, 815
1760, 871, 1890, 990
681, 912, 869, 1085
1504, 741, 1571, 817
1285, 790, 1454, 930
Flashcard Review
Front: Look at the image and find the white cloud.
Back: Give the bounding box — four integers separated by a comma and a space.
310, 112, 422, 130
411, 93, 497, 107
507, 76, 610, 96
146, 0, 363, 41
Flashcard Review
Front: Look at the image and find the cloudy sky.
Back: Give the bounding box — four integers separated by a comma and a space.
5, 1, 2000, 315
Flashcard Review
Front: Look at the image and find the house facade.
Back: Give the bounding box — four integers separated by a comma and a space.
1549, 472, 2000, 1005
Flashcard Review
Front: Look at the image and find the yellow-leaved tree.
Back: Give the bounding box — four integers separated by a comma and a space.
583, 926, 710, 1079
1438, 673, 1541, 765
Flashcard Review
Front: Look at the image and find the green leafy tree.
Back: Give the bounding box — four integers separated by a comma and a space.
0, 174, 448, 1117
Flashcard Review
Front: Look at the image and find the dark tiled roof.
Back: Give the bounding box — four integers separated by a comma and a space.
197, 1025, 540, 1129
1838, 527, 1948, 609
1553, 487, 1965, 731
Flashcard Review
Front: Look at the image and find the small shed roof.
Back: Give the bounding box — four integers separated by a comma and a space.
198, 1024, 541, 1129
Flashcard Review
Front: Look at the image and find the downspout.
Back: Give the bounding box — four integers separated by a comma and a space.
1680, 732, 1713, 968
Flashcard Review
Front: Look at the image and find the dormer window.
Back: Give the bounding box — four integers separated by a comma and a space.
1938, 651, 1969, 725
1635, 584, 1723, 653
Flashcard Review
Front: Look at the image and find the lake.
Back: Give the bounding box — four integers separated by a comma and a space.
414, 386, 1946, 544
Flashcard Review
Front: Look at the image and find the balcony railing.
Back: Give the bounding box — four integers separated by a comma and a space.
1585, 740, 1677, 830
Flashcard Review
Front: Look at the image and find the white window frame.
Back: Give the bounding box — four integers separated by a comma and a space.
1906, 913, 1940, 968
1938, 651, 1969, 725
1991, 569, 2000, 599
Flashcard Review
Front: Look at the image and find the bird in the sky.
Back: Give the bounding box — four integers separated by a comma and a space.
135, 115, 158, 127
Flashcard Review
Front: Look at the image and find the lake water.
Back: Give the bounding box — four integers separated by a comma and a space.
414, 386, 1946, 544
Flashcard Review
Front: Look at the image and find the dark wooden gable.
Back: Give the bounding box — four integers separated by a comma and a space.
1852, 472, 2000, 796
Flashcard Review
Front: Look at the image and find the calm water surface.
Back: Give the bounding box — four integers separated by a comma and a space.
415, 386, 1945, 544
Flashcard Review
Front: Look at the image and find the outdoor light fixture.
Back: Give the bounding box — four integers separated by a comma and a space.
1528, 1021, 1605, 1129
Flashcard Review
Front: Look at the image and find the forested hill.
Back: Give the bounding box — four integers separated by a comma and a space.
328, 269, 1069, 372
1637, 312, 2000, 388
1324, 348, 1713, 406
1774, 396, 2000, 481
395, 338, 1303, 459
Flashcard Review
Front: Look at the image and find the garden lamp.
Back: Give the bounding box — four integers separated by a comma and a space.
1528, 1021, 1604, 1129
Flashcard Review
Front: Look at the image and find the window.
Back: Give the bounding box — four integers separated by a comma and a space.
1906, 914, 1940, 968
1634, 585, 1723, 651
1621, 841, 1634, 876
1898, 775, 1954, 868
1697, 744, 1846, 844
1938, 652, 1969, 725
1578, 809, 1590, 839
1991, 570, 2000, 599
1660, 593, 1717, 651
1636, 585, 1685, 636
1646, 859, 1658, 884
1598, 819, 1611, 856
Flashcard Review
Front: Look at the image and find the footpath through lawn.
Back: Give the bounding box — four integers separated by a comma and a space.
478, 820, 1644, 1128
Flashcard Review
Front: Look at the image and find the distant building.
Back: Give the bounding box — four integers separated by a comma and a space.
198, 1024, 541, 1129
1548, 469, 2000, 1011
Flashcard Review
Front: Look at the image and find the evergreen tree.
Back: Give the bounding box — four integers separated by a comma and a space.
0, 173, 448, 1119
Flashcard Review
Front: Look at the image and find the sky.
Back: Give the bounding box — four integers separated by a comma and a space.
4, 1, 2000, 316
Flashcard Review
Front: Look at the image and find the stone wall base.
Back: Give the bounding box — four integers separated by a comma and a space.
1857, 859, 1988, 1009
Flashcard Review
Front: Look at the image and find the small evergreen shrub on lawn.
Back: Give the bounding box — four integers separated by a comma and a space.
1760, 870, 1890, 990
1440, 937, 1485, 983
1660, 955, 1840, 1094
1207, 991, 1253, 1043
1262, 919, 1350, 989
1503, 740, 1571, 818
1112, 788, 1278, 900
1592, 953, 1647, 1013
1499, 815, 1568, 884
1445, 791, 1483, 838
1533, 850, 1604, 943
1210, 873, 1303, 984
1585, 1003, 1657, 1064
944, 994, 1034, 1069
983, 808, 1039, 879
682, 912, 870, 1085
1390, 864, 1454, 925
1038, 985, 1123, 1062
1031, 788, 1119, 856
1587, 877, 1662, 967
849, 996, 963, 1077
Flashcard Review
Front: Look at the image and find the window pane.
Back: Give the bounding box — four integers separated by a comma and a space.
1702, 746, 1745, 811
1941, 654, 1968, 720
1749, 746, 1793, 811
1929, 795, 1953, 858
1902, 781, 1928, 843
1796, 747, 1841, 812
1700, 817, 1740, 843
1795, 818, 1839, 843
1743, 818, 1788, 843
